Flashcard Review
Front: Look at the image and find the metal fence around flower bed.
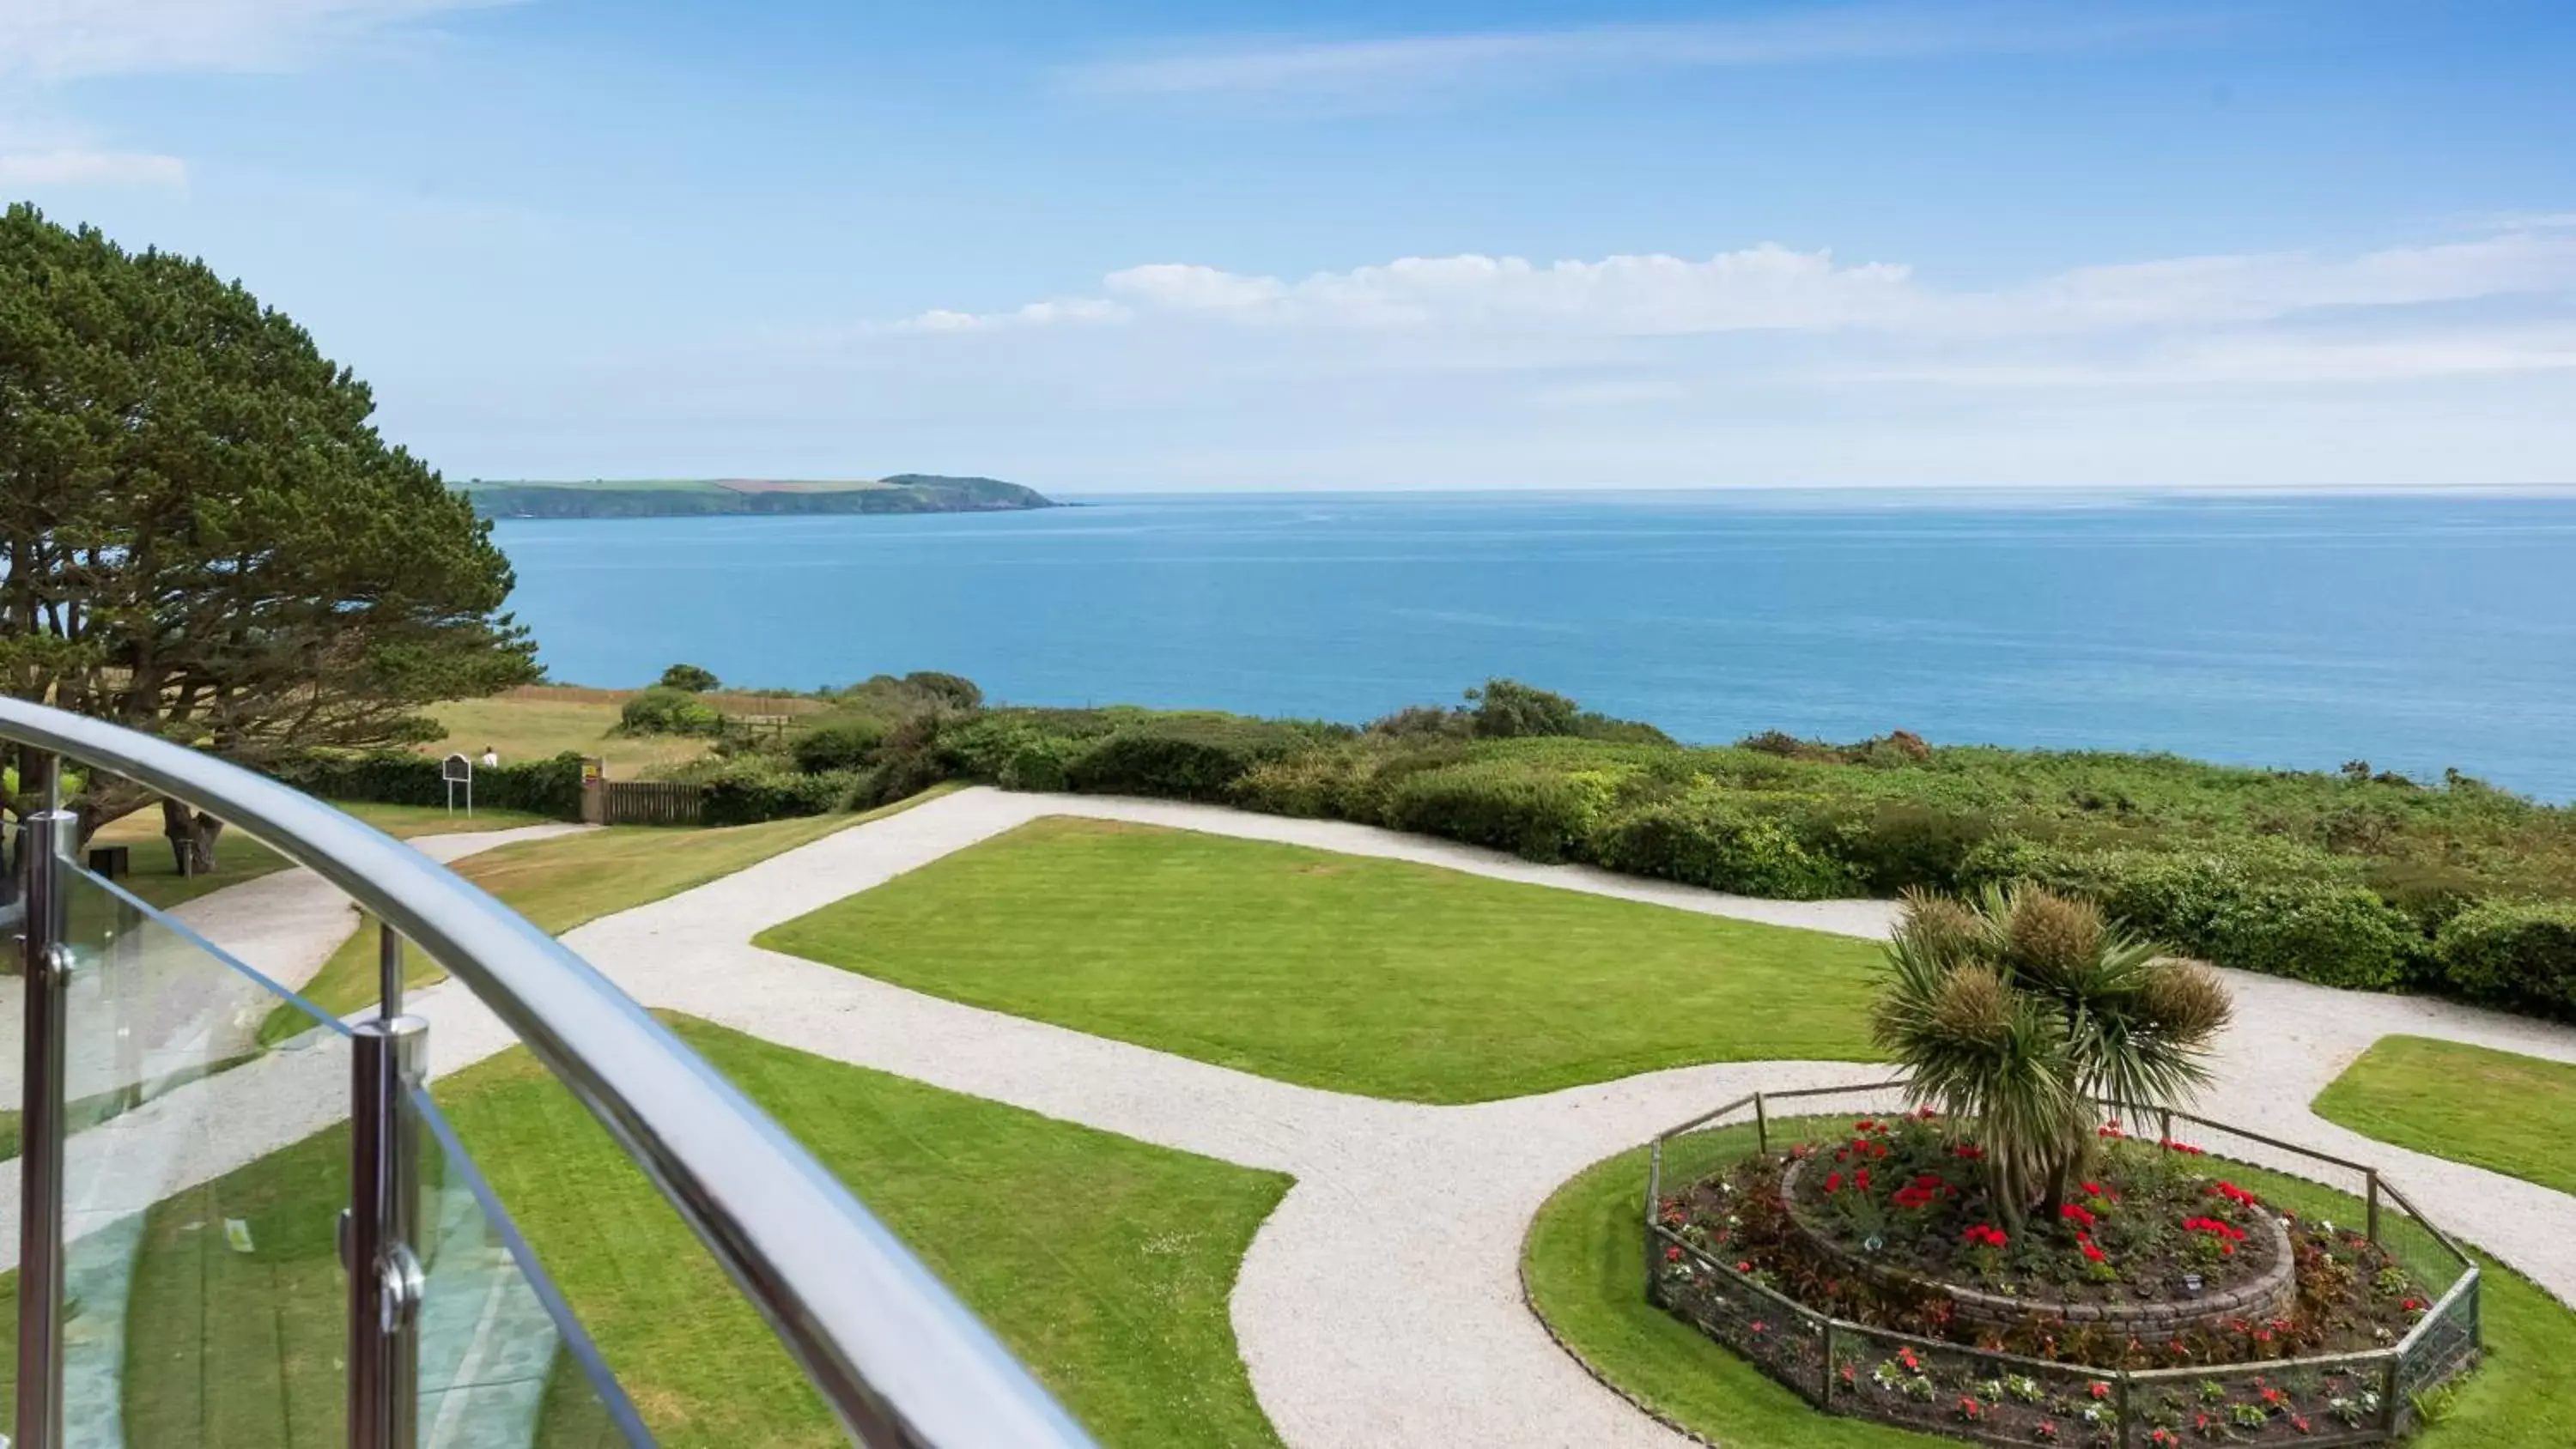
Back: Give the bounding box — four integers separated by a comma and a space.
1640, 1078, 2482, 1449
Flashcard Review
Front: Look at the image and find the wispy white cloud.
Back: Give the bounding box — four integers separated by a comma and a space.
899, 245, 1923, 335
893, 231, 2576, 361
0, 0, 512, 81
0, 147, 185, 188
1063, 3, 2216, 106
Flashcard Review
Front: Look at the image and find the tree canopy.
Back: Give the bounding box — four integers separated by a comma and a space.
0, 203, 537, 858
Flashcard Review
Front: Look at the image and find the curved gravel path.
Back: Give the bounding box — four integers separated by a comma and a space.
20, 788, 2576, 1448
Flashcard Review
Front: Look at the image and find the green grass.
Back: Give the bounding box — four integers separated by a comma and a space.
257, 788, 957, 1044
24, 1014, 1285, 1447
76, 800, 555, 913
1523, 1122, 2576, 1449
756, 816, 1883, 1103
2313, 1035, 2576, 1197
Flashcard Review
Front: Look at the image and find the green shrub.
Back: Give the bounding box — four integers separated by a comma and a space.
860, 712, 952, 807
940, 709, 1125, 780
998, 745, 1071, 792
275, 750, 587, 820
618, 687, 724, 737
1589, 798, 1862, 899
2198, 880, 2412, 991
697, 761, 860, 827
1960, 841, 2413, 991
1380, 760, 1610, 864
1063, 718, 1318, 802
898, 670, 983, 712
2436, 903, 2576, 1020
789, 718, 887, 774
1465, 679, 1583, 739
657, 663, 720, 693
1830, 803, 1996, 893
1234, 750, 1364, 818
829, 670, 987, 720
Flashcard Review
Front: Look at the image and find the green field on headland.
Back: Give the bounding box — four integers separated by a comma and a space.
458, 474, 1054, 518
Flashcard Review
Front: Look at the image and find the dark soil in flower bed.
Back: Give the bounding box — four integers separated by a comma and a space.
1654, 1113, 2440, 1371
1787, 1113, 2286, 1319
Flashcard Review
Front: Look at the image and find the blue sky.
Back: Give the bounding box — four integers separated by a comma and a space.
4, 0, 2574, 490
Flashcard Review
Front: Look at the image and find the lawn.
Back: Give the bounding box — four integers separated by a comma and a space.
258, 787, 956, 1042
82, 799, 556, 911
755, 816, 1885, 1103
2312, 1035, 2576, 1197
1522, 1122, 2576, 1449
12, 1016, 1286, 1448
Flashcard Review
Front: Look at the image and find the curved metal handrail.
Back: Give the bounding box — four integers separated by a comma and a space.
0, 697, 1094, 1449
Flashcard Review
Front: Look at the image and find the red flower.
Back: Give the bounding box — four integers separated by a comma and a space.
1736, 1260, 1752, 1273
1856, 1167, 1872, 1191
1962, 1223, 2009, 1249
2182, 1216, 2247, 1242
2061, 1203, 2099, 1228
1666, 1245, 1684, 1263
1825, 1171, 1844, 1193
1953, 1143, 1986, 1161
2088, 1381, 2110, 1401
2081, 1240, 2108, 1263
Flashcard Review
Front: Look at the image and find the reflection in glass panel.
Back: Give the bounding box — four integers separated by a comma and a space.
412, 1086, 651, 1446
52, 863, 353, 1447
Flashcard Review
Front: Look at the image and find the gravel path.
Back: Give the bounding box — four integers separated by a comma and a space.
21, 789, 2576, 1449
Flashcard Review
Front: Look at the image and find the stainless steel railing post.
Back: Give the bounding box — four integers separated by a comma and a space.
15, 803, 75, 1449
349, 1015, 429, 1449
379, 919, 405, 1017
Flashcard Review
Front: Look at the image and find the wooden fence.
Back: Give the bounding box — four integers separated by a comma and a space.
597, 780, 703, 827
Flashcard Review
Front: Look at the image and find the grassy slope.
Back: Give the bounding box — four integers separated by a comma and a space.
2313, 1036, 2576, 1197
66, 1016, 1285, 1448
1523, 1125, 2576, 1449
422, 689, 705, 778
260, 786, 957, 1042
756, 816, 1882, 1104
84, 800, 554, 912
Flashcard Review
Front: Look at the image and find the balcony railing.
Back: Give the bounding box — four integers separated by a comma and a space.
0, 696, 1097, 1448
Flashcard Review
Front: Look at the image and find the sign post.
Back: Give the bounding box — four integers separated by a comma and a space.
441, 752, 473, 817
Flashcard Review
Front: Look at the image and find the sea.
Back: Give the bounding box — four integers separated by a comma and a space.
489, 491, 2576, 802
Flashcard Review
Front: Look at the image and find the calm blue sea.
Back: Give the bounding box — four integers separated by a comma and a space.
491, 492, 2576, 801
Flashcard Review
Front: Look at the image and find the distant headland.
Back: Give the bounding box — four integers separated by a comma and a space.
457, 474, 1056, 519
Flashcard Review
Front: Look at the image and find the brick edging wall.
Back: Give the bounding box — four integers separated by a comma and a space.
1778, 1156, 2297, 1334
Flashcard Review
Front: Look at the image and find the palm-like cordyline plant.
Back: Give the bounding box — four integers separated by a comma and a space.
1871, 885, 2233, 1229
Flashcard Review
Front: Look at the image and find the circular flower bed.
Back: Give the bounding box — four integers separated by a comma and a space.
1662, 1112, 2433, 1368
1644, 1106, 2476, 1446
1777, 1113, 2298, 1337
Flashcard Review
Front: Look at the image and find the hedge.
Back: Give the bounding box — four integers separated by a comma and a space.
1958, 841, 2415, 991
697, 762, 864, 827
1378, 759, 1612, 864
1061, 718, 1325, 802
276, 750, 587, 821
2436, 902, 2576, 1021
1589, 797, 1861, 900
790, 718, 886, 774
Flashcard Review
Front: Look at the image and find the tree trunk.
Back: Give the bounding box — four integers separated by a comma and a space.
161, 799, 226, 876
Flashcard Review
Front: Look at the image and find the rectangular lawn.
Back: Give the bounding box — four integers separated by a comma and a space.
755, 816, 1883, 1103
2312, 1034, 2576, 1197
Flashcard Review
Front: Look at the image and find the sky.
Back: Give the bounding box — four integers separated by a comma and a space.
3, 0, 2574, 492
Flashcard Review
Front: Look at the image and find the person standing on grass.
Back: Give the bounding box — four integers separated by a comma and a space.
480, 745, 500, 768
